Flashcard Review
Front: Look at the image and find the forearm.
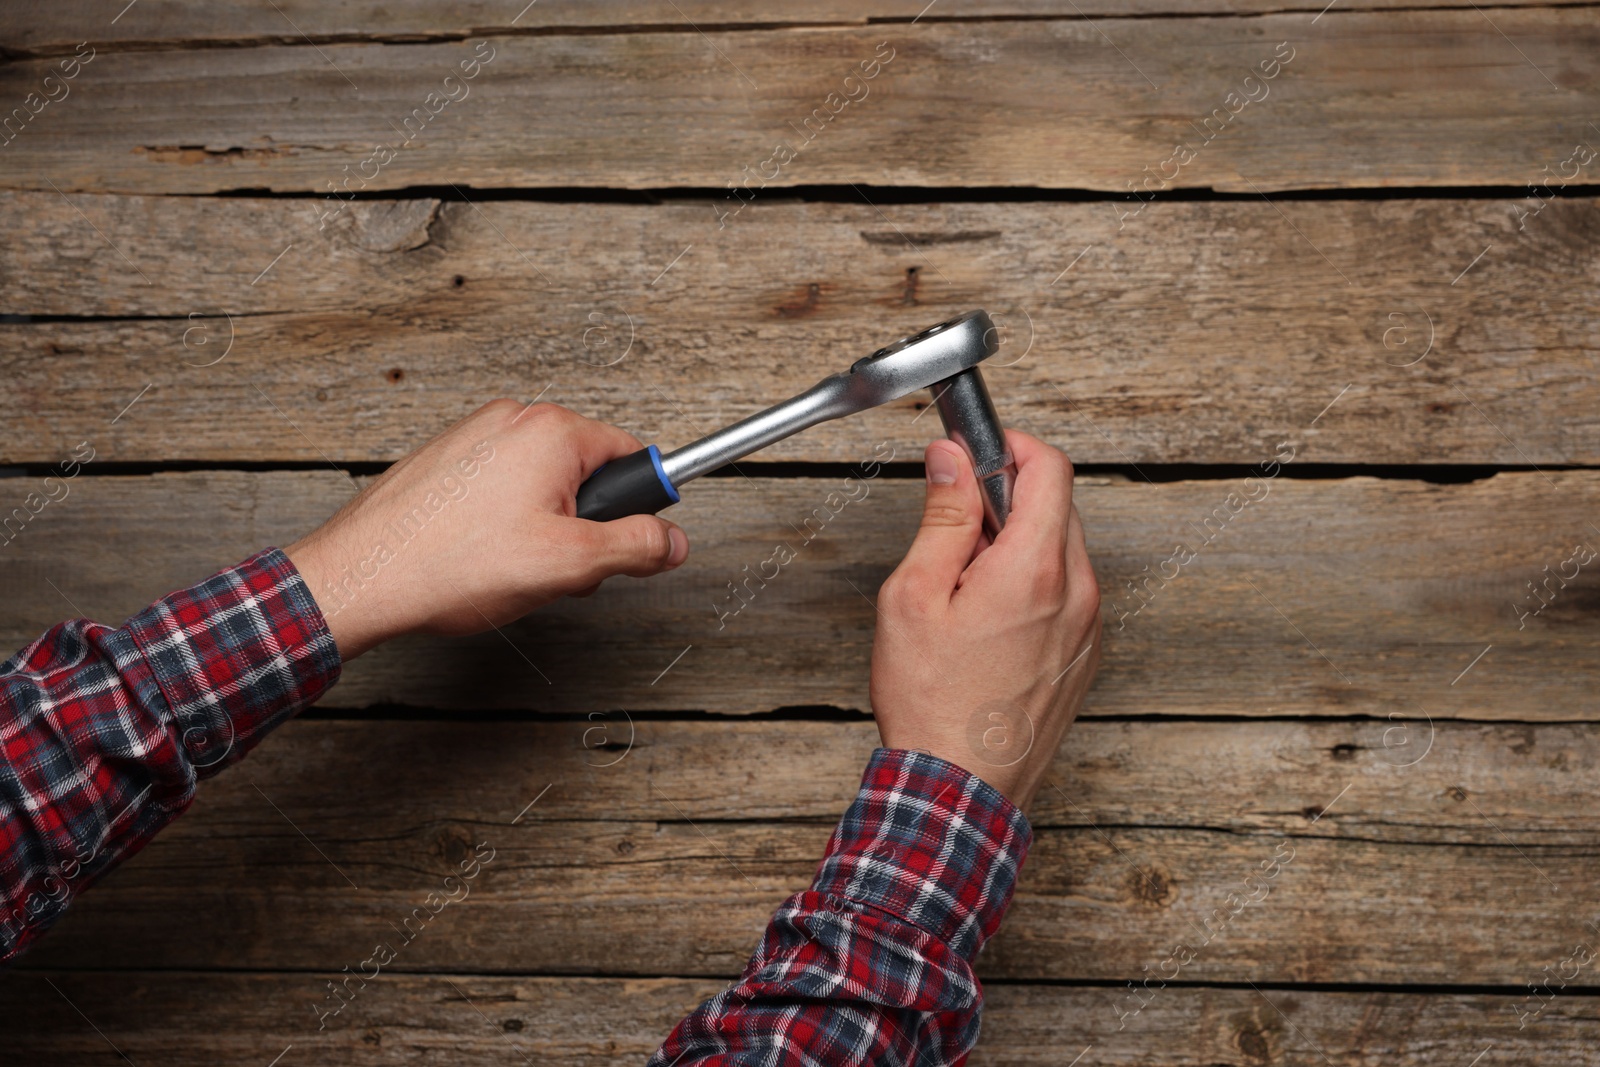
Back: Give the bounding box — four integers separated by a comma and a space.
0, 548, 340, 961
0, 398, 692, 963
649, 749, 1031, 1067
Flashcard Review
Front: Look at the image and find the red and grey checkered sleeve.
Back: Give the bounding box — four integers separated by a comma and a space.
0, 547, 340, 963
649, 747, 1033, 1067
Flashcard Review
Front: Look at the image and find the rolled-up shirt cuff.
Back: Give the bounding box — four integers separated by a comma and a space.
811, 747, 1033, 962
122, 546, 341, 773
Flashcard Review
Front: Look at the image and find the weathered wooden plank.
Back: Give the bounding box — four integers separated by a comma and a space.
2, 471, 1595, 719
134, 717, 1600, 842
5, 973, 1587, 1065
24, 717, 1600, 975
6, 0, 1587, 57
2, 14, 1596, 194
1, 973, 711, 1066
20, 793, 1600, 981
4, 193, 1597, 465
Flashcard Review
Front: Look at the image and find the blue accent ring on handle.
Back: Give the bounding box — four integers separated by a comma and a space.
576, 444, 682, 521
646, 444, 680, 503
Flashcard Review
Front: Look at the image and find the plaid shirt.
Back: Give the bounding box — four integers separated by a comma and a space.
649, 748, 1033, 1067
0, 548, 1033, 1067
0, 548, 340, 961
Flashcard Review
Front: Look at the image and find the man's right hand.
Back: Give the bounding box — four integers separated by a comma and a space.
286, 400, 689, 661
869, 431, 1101, 811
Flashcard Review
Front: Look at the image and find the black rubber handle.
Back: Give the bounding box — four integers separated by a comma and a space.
575, 445, 681, 522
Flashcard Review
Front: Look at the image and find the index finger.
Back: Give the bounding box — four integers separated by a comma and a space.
571, 413, 648, 478
995, 429, 1074, 558
512, 402, 648, 479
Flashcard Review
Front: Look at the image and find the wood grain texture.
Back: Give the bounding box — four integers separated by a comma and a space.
2, 13, 1596, 194
153, 717, 1600, 843
1, 471, 1596, 721
4, 193, 1598, 466
16, 715, 1600, 981
6, 972, 1587, 1065
2, 0, 1588, 1053
7, 0, 1589, 56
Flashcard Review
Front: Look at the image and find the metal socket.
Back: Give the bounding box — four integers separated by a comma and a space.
931, 366, 1014, 536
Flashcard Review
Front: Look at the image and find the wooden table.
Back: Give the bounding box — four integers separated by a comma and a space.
3, 2, 1598, 1062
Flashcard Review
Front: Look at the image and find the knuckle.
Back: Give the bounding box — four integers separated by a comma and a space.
877, 574, 907, 612
1043, 447, 1074, 489
922, 498, 976, 530
1079, 577, 1102, 619
512, 400, 577, 430
632, 519, 673, 565
481, 397, 523, 419
1032, 442, 1072, 480
881, 572, 937, 619
1070, 563, 1102, 619
877, 574, 915, 612
1071, 550, 1098, 595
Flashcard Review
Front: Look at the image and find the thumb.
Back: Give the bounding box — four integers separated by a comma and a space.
581, 514, 689, 582
896, 441, 985, 597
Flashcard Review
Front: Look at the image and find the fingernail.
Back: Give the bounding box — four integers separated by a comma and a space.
926, 445, 959, 486
667, 526, 689, 567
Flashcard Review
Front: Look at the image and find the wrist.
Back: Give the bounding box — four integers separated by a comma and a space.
871, 706, 1037, 811
284, 531, 403, 660
920, 746, 1034, 810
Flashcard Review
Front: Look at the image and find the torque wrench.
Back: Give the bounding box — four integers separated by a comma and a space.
575, 309, 1016, 535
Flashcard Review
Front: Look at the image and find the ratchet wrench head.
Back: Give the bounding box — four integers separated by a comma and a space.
839, 309, 1001, 412
850, 309, 1015, 535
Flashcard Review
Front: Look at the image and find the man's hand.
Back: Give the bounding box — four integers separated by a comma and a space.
286, 400, 688, 660
870, 432, 1100, 811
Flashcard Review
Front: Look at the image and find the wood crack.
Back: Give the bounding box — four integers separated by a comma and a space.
4, 3, 1599, 59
